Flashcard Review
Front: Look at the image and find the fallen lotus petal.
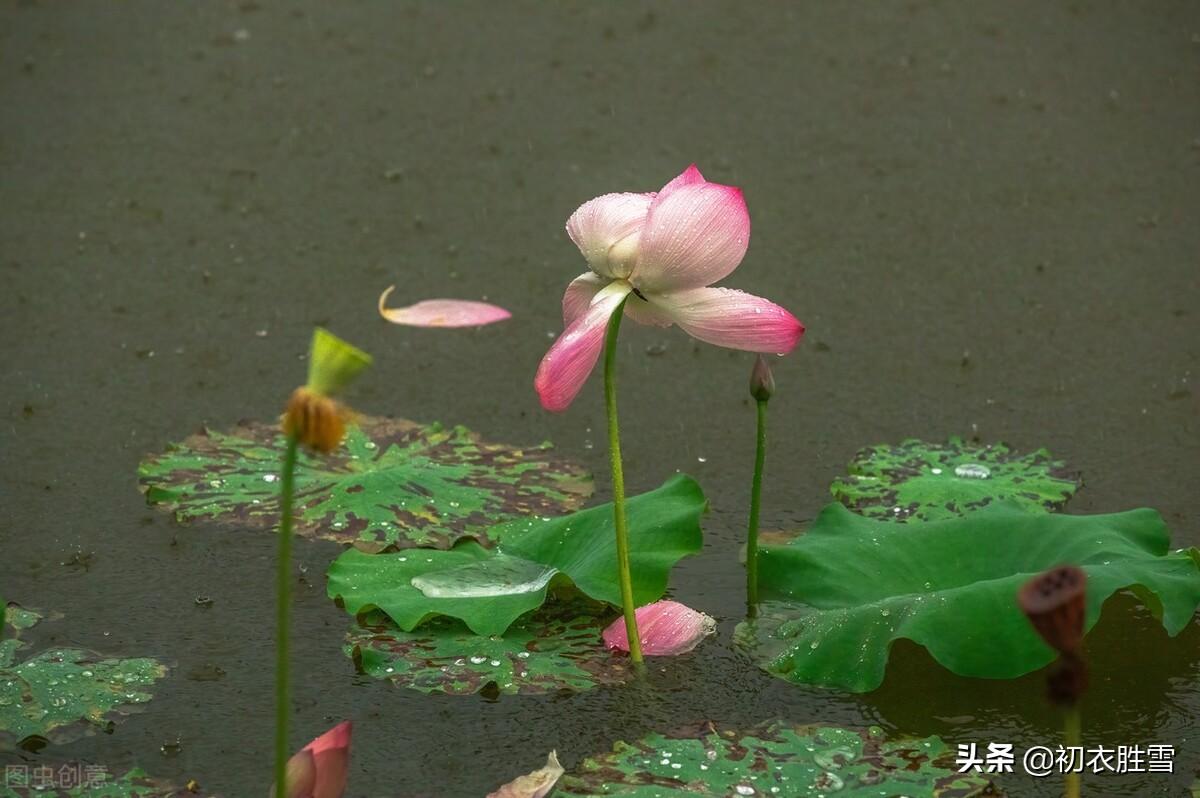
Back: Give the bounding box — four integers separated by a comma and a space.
488, 751, 564, 798
378, 285, 511, 328
603, 600, 716, 656
273, 721, 352, 798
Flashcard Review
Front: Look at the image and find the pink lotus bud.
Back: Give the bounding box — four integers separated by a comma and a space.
749, 354, 775, 401
603, 600, 716, 657
271, 721, 352, 798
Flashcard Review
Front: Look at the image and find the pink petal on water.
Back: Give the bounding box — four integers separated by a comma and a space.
378, 286, 511, 328
649, 287, 804, 354
634, 181, 751, 293
487, 751, 564, 798
535, 281, 632, 412
565, 192, 653, 279
603, 600, 716, 657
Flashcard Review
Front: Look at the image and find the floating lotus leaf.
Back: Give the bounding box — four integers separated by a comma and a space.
4, 606, 43, 634
555, 721, 997, 796
347, 599, 629, 695
328, 475, 706, 636
0, 765, 209, 797
830, 437, 1081, 522
138, 416, 593, 549
0, 610, 167, 747
735, 501, 1200, 692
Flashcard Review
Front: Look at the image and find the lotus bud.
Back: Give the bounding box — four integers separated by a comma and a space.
749, 354, 775, 402
1017, 565, 1087, 656
603, 600, 716, 657
270, 720, 352, 798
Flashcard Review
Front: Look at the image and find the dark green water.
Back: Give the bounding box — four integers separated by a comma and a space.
2, 1, 1198, 795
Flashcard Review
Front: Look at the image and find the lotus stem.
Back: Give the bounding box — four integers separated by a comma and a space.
745, 397, 768, 614
274, 431, 300, 794
1064, 704, 1081, 798
603, 298, 643, 666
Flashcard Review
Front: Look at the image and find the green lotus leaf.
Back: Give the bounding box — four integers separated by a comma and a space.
0, 646, 167, 746
327, 474, 707, 635
555, 721, 997, 796
347, 598, 629, 695
0, 765, 208, 797
138, 416, 593, 549
735, 501, 1200, 692
830, 437, 1081, 522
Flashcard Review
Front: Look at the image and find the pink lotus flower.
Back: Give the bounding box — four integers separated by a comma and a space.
603, 600, 716, 656
534, 165, 804, 411
273, 721, 352, 798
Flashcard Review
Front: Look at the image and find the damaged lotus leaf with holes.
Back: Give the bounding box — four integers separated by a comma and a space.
347, 599, 629, 695
734, 501, 1200, 692
0, 766, 210, 797
830, 437, 1081, 522
0, 610, 168, 746
327, 475, 706, 635
555, 721, 997, 797
139, 416, 593, 549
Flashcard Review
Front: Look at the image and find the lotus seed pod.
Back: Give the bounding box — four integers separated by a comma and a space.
1018, 565, 1087, 656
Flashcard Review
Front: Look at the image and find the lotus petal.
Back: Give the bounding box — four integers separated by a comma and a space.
603, 600, 716, 656
378, 286, 511, 328
488, 751, 564, 798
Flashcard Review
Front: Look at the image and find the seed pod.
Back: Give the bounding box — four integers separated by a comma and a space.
283, 387, 348, 454
1018, 565, 1087, 656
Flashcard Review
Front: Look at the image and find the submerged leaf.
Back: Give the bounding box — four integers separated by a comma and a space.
602, 600, 715, 656
0, 646, 167, 745
488, 751, 564, 798
830, 437, 1081, 522
327, 475, 706, 635
736, 501, 1200, 692
348, 599, 629, 695
139, 416, 592, 549
556, 721, 997, 796
379, 285, 512, 328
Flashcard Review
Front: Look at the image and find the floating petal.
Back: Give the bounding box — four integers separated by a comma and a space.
378, 286, 511, 328
603, 600, 715, 656
488, 751, 564, 798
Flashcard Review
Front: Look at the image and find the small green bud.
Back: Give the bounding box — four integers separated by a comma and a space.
749, 354, 775, 401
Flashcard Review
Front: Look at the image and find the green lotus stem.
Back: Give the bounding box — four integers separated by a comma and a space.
745, 397, 768, 614
603, 298, 643, 666
1064, 705, 1081, 798
274, 432, 300, 795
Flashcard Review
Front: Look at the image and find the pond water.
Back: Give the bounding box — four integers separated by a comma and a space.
2, 2, 1198, 795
